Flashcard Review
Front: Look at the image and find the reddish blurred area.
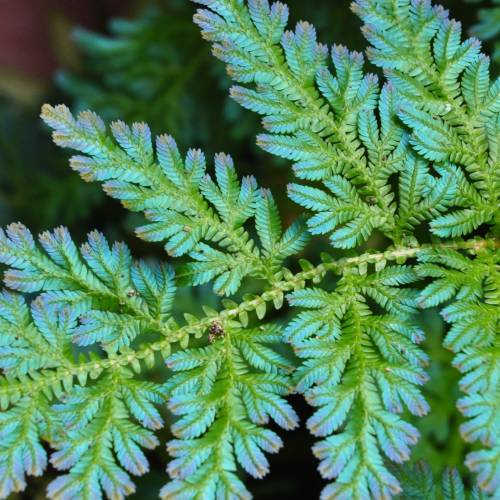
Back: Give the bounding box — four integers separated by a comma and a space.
0, 0, 128, 81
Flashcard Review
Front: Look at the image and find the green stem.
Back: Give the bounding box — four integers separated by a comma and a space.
1, 237, 497, 404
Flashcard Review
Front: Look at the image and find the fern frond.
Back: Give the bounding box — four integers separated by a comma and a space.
353, 0, 500, 237
190, 0, 475, 247
40, 105, 309, 295
0, 389, 51, 497
0, 291, 166, 500
285, 264, 429, 497
0, 227, 175, 498
0, 224, 179, 353
418, 245, 500, 493
161, 323, 297, 499
0, 225, 496, 498
47, 370, 165, 500
1, 0, 498, 498
0, 217, 329, 499
192, 0, 395, 243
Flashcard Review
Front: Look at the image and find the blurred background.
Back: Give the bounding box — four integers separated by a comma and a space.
0, 0, 498, 498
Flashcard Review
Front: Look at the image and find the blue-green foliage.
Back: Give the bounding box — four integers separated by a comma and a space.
285, 265, 429, 497
0, 387, 51, 497
161, 323, 297, 498
41, 104, 308, 295
0, 1, 499, 499
191, 0, 498, 248
47, 372, 166, 500
0, 300, 167, 499
189, 0, 498, 496
0, 291, 61, 497
0, 224, 178, 353
353, 0, 500, 236
418, 247, 500, 494
0, 228, 173, 499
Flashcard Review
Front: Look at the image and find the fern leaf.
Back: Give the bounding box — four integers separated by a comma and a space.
0, 224, 181, 352
354, 0, 500, 236
41, 105, 308, 294
47, 371, 166, 500
392, 462, 490, 500
191, 0, 475, 248
285, 265, 429, 497
418, 246, 500, 493
0, 392, 51, 498
161, 323, 297, 498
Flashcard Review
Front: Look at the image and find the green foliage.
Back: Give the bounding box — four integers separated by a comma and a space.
47, 373, 165, 500
418, 247, 500, 494
0, 227, 173, 498
285, 265, 429, 497
40, 103, 308, 296
0, 0, 499, 499
0, 224, 179, 353
354, 0, 499, 236
161, 323, 297, 498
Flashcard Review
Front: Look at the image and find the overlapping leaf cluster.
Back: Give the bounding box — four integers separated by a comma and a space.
0, 225, 174, 498
418, 247, 500, 494
0, 0, 498, 499
189, 0, 499, 497
0, 97, 308, 498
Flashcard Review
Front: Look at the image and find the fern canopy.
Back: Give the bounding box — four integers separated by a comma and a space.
0, 0, 499, 499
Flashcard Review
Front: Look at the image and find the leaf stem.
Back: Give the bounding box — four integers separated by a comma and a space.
1, 237, 497, 403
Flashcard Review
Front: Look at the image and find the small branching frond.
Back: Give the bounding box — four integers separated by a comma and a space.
0, 224, 179, 353
0, 220, 324, 499
0, 228, 175, 499
40, 104, 309, 295
0, 291, 167, 500
353, 0, 500, 237
0, 390, 51, 498
47, 370, 165, 500
161, 323, 297, 499
285, 264, 429, 497
418, 246, 500, 494
190, 0, 480, 248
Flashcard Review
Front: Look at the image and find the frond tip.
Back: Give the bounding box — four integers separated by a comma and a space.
41, 104, 309, 295
47, 372, 166, 500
